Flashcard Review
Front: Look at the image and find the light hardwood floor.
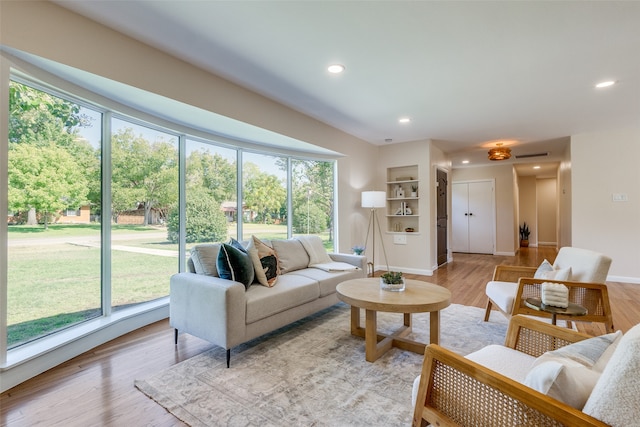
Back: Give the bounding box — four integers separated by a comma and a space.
2, 248, 639, 426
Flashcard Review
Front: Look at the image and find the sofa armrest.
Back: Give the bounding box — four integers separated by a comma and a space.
329, 253, 367, 271
492, 265, 537, 282
170, 272, 247, 349
504, 315, 592, 357
413, 344, 608, 427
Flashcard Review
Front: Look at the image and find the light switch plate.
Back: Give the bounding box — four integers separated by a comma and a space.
612, 193, 629, 202
393, 234, 407, 245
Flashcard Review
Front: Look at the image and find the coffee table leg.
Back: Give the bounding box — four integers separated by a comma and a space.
365, 309, 378, 362
350, 306, 361, 335
430, 310, 440, 345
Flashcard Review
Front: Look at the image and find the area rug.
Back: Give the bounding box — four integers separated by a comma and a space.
135, 303, 508, 426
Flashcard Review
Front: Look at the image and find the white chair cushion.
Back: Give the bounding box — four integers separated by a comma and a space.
412, 345, 536, 407
583, 323, 640, 425
465, 345, 536, 383
485, 281, 518, 314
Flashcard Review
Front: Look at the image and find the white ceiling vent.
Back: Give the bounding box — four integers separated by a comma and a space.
515, 152, 549, 159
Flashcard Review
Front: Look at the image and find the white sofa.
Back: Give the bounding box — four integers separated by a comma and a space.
412, 315, 640, 427
170, 237, 366, 367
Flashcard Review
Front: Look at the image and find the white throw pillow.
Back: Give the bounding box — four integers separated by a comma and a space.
523, 330, 623, 409
524, 360, 600, 409
534, 259, 571, 281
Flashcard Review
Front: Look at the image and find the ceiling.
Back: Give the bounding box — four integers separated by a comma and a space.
53, 1, 640, 174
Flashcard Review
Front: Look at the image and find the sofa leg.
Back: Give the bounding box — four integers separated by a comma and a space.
226, 349, 231, 368
484, 300, 493, 322
174, 329, 178, 345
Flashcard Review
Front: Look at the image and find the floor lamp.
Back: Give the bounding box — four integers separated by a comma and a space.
362, 191, 388, 277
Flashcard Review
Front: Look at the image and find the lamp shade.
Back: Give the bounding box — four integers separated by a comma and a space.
361, 191, 386, 208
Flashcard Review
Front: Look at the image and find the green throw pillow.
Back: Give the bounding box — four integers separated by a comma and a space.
217, 243, 254, 289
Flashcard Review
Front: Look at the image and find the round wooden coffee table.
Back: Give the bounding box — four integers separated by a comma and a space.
336, 278, 451, 362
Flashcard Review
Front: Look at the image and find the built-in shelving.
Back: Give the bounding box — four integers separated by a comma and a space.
386, 165, 419, 233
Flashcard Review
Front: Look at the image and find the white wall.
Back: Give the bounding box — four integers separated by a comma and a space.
572, 128, 640, 282
518, 176, 537, 246
537, 178, 557, 245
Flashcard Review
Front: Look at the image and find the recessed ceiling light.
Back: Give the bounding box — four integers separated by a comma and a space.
462, 160, 470, 164
533, 166, 541, 169
327, 64, 345, 74
595, 80, 616, 88
398, 117, 411, 124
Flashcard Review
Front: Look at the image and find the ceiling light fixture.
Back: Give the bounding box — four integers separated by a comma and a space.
398, 117, 411, 124
327, 64, 345, 74
462, 160, 470, 164
488, 143, 511, 161
533, 166, 541, 169
595, 80, 616, 88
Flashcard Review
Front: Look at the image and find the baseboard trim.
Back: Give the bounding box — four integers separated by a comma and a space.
607, 275, 640, 285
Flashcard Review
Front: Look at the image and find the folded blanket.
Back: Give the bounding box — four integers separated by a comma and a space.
311, 262, 360, 272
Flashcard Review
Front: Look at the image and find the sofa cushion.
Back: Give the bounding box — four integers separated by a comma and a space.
296, 235, 332, 265
288, 267, 363, 298
216, 243, 254, 289
244, 274, 320, 323
271, 239, 310, 273
190, 244, 222, 276
247, 235, 280, 287
583, 323, 640, 426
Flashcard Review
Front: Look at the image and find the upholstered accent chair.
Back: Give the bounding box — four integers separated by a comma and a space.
484, 247, 613, 330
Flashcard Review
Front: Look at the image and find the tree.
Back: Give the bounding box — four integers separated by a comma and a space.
243, 163, 286, 223
9, 81, 90, 145
291, 160, 335, 237
167, 187, 228, 243
111, 128, 178, 225
8, 142, 89, 229
186, 149, 236, 204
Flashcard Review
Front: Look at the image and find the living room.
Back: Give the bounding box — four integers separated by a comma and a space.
1, 1, 640, 425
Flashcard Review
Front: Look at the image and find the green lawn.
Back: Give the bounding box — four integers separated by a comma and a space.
6, 223, 332, 347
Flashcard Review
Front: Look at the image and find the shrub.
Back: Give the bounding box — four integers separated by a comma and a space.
167, 188, 228, 243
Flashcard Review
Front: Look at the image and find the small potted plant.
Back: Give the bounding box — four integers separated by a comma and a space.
380, 271, 405, 292
411, 185, 418, 197
352, 245, 365, 256
519, 222, 530, 247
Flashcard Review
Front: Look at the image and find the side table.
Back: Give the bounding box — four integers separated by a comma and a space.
525, 297, 587, 326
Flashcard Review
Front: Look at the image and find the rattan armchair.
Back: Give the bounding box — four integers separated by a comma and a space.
513, 277, 614, 333
484, 247, 612, 328
412, 315, 609, 427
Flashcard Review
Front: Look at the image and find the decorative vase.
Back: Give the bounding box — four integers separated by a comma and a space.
380, 277, 406, 292
411, 191, 417, 197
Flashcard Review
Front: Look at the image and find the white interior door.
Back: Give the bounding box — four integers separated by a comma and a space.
452, 183, 470, 252
467, 181, 494, 254
452, 181, 495, 254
